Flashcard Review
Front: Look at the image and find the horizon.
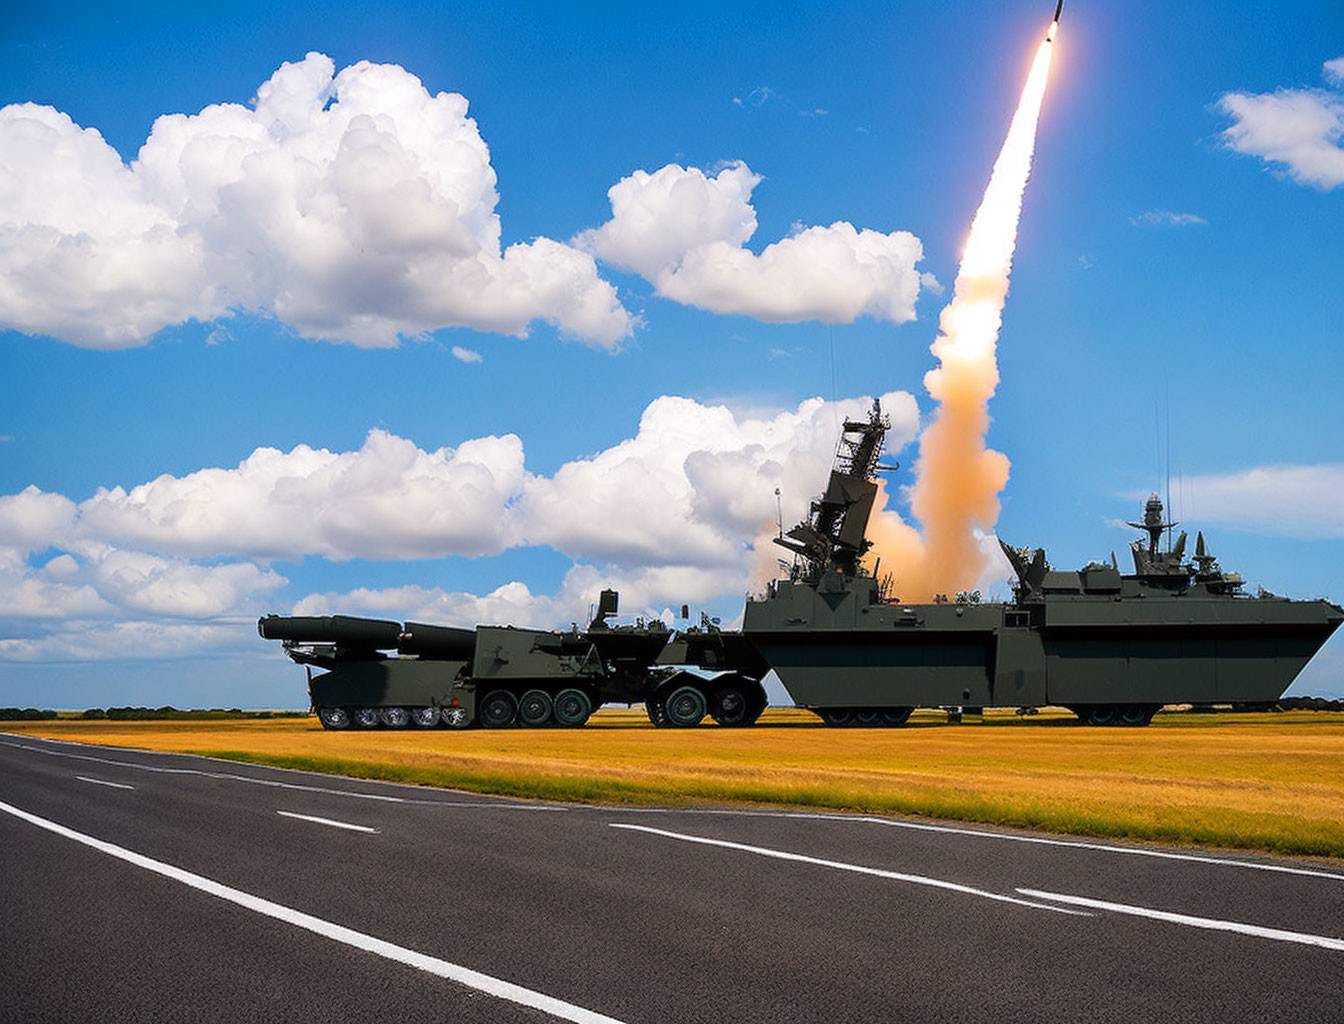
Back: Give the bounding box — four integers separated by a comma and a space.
2, 0, 1342, 708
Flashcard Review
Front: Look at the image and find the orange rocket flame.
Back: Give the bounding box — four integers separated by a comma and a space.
868, 24, 1057, 600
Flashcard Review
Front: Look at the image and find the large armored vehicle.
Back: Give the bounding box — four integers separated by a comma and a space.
742, 401, 1344, 725
258, 591, 768, 729
261, 402, 1340, 729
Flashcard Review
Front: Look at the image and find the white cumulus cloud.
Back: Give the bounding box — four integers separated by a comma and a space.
292, 562, 753, 632
513, 391, 918, 567
0, 543, 284, 628
1218, 56, 1344, 190
1, 393, 917, 570
576, 162, 929, 324
1183, 464, 1344, 540
72, 429, 529, 562
0, 391, 920, 658
0, 53, 632, 348
0, 621, 249, 662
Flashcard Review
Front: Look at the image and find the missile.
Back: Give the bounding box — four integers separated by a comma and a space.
1047, 0, 1063, 41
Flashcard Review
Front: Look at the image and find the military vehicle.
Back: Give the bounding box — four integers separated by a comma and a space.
258, 590, 768, 729
261, 400, 1340, 729
742, 400, 1344, 725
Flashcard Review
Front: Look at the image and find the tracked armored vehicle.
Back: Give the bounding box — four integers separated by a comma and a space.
744, 401, 1344, 725
258, 591, 767, 729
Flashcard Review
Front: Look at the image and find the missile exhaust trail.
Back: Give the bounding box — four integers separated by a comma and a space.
866, 5, 1061, 599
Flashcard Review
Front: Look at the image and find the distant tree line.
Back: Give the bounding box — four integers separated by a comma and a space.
0, 707, 306, 721
0, 708, 60, 720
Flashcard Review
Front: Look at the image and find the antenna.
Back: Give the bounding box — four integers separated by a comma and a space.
1165, 385, 1173, 554
774, 487, 783, 538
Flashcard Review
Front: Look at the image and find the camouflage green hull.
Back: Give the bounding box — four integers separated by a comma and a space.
744, 578, 1344, 717
260, 604, 768, 729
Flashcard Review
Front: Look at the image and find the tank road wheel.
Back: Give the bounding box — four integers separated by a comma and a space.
441, 705, 473, 729
820, 708, 853, 727
1119, 704, 1155, 727
881, 707, 913, 726
645, 699, 669, 728
379, 706, 411, 729
664, 685, 708, 728
711, 686, 749, 727
410, 706, 439, 729
479, 690, 518, 729
554, 689, 592, 727
352, 707, 379, 729
1084, 705, 1117, 726
855, 709, 881, 726
317, 706, 350, 730
518, 689, 554, 727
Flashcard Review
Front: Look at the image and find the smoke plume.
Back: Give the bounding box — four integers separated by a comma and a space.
870, 26, 1057, 599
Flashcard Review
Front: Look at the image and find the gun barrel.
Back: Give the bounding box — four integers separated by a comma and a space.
257, 614, 402, 650
398, 622, 478, 659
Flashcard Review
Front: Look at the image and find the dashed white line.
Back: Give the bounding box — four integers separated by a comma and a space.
610, 822, 1090, 915
0, 797, 628, 1024
75, 776, 134, 790
277, 810, 379, 834
860, 816, 1344, 881
613, 807, 1344, 882
1018, 888, 1344, 952
0, 738, 562, 811
6, 735, 1342, 884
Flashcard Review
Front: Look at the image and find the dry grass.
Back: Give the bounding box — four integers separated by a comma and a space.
8, 708, 1344, 860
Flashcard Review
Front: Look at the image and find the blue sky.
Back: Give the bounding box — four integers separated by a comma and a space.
2, 0, 1342, 708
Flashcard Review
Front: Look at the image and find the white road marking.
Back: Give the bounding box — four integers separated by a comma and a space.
1018, 888, 1344, 952
609, 808, 1344, 882
0, 798, 628, 1024
0, 737, 562, 811
277, 810, 379, 834
75, 776, 134, 790
858, 816, 1344, 882
611, 822, 1090, 915
6, 735, 1341, 883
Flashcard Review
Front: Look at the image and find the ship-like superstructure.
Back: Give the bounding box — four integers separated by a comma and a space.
259, 400, 1341, 728
742, 400, 1343, 725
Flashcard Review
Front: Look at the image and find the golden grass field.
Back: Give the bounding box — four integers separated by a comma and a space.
8, 708, 1344, 860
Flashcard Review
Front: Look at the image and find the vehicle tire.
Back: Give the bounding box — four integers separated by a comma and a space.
1085, 705, 1117, 726
410, 706, 439, 729
554, 688, 592, 727
379, 706, 410, 729
664, 685, 708, 727
855, 708, 881, 726
479, 690, 517, 728
1119, 704, 1153, 727
821, 707, 853, 726
441, 705, 472, 729
711, 686, 749, 726
645, 699, 669, 728
518, 689, 553, 727
880, 707, 913, 726
317, 706, 350, 730
352, 707, 379, 729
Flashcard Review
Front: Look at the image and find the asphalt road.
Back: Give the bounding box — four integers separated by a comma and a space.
2, 733, 1341, 1024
